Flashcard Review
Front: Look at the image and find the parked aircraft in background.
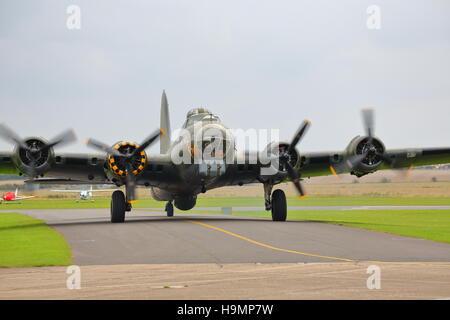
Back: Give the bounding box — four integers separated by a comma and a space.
0, 188, 35, 203
51, 186, 117, 202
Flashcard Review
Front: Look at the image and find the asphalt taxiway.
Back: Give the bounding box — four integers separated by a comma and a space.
13, 209, 450, 265
2, 209, 450, 300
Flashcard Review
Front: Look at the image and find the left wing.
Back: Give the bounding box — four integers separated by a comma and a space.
300, 147, 450, 179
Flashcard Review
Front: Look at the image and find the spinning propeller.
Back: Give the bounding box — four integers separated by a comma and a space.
0, 123, 77, 178
278, 120, 311, 198
332, 108, 406, 177
85, 128, 165, 201
346, 108, 393, 171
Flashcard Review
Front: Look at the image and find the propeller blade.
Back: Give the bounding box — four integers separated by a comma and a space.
288, 120, 311, 153
362, 108, 375, 137
41, 129, 77, 152
28, 159, 37, 179
377, 152, 394, 166
344, 153, 367, 171
377, 152, 411, 178
0, 123, 28, 149
85, 128, 163, 202
399, 165, 414, 179
283, 159, 299, 180
84, 138, 122, 156
125, 163, 136, 201
133, 128, 164, 155
283, 160, 307, 198
292, 179, 307, 198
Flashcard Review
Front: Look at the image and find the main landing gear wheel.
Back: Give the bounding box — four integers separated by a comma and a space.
166, 201, 174, 217
111, 190, 126, 223
271, 189, 287, 221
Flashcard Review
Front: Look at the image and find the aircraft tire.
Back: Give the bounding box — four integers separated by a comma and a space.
271, 189, 287, 221
111, 190, 126, 223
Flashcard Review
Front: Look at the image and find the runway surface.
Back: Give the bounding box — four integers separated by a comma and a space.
14, 209, 450, 265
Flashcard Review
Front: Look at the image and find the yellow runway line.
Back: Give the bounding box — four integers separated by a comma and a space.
187, 220, 354, 262
187, 220, 450, 268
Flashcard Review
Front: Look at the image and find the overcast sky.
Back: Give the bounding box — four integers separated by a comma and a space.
0, 0, 449, 154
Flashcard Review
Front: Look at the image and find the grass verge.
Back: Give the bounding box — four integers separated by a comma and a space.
229, 209, 450, 244
3, 196, 450, 210
0, 212, 71, 267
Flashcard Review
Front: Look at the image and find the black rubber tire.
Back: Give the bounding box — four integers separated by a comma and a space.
166, 202, 174, 217
271, 189, 287, 221
111, 190, 126, 223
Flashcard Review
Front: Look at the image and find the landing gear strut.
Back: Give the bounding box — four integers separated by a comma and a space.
166, 200, 174, 217
111, 190, 126, 223
263, 183, 273, 211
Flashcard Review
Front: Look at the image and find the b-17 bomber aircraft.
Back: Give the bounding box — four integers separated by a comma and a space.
1, 91, 450, 222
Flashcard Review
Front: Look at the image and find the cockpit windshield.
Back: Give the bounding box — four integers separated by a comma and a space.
183, 108, 221, 128
186, 108, 211, 118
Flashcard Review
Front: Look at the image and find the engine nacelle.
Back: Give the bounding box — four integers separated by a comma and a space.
150, 187, 172, 201
12, 137, 54, 177
174, 196, 197, 211
345, 136, 386, 177
106, 141, 148, 179
262, 141, 300, 174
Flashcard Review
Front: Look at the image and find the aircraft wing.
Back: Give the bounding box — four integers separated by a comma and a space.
1, 146, 450, 197
13, 196, 36, 200
0, 152, 110, 183
300, 147, 450, 178
215, 146, 450, 190
0, 152, 180, 187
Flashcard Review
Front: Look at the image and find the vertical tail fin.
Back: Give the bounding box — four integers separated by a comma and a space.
15, 188, 18, 196
160, 90, 171, 154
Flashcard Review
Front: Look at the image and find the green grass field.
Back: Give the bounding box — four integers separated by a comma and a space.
225, 209, 450, 245
3, 196, 450, 210
0, 212, 71, 267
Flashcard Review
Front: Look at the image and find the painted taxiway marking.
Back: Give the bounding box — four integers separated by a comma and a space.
187, 220, 354, 262
187, 220, 450, 267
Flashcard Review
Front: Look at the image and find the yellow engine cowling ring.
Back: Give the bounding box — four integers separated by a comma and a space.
107, 141, 148, 178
